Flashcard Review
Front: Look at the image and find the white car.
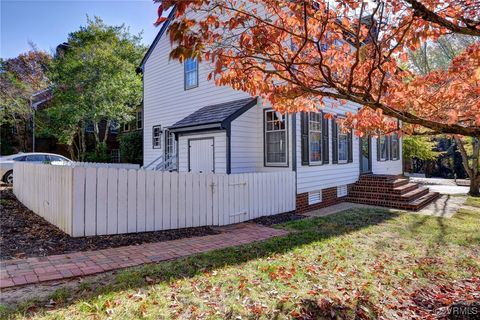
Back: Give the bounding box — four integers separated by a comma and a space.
0, 152, 72, 184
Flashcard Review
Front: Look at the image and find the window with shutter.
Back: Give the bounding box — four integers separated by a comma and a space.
309, 112, 322, 164
322, 115, 329, 164
332, 117, 338, 164
301, 112, 309, 165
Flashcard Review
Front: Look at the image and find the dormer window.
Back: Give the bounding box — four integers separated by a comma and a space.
184, 58, 198, 90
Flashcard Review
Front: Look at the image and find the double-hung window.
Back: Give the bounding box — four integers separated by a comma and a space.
184, 58, 198, 89
136, 111, 143, 130
309, 112, 322, 163
391, 133, 399, 160
164, 129, 176, 159
338, 129, 349, 163
379, 135, 388, 160
264, 110, 288, 166
152, 125, 162, 149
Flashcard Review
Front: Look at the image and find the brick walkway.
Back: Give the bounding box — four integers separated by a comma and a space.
0, 223, 288, 289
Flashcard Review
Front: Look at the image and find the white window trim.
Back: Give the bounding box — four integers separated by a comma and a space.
136, 111, 143, 130
264, 110, 288, 167
379, 135, 388, 161
338, 131, 349, 164
152, 125, 162, 149
164, 129, 176, 158
308, 112, 322, 165
184, 58, 198, 90
391, 134, 399, 161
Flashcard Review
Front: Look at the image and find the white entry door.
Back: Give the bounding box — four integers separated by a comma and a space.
188, 138, 214, 173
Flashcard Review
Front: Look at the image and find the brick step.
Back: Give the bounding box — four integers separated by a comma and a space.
350, 182, 419, 194
346, 192, 440, 211
358, 174, 403, 182
348, 186, 429, 202
352, 178, 410, 189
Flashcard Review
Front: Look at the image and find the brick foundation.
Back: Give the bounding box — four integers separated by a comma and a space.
296, 185, 354, 214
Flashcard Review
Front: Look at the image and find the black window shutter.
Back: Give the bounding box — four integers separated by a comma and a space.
387, 135, 391, 161
301, 112, 309, 165
322, 113, 329, 164
377, 136, 381, 161
332, 117, 338, 164
347, 129, 353, 163
389, 135, 393, 160
396, 134, 400, 160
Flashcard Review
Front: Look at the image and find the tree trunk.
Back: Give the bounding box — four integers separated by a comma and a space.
455, 136, 480, 197
470, 177, 480, 197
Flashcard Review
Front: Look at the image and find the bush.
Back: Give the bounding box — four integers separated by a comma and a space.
119, 130, 142, 164
84, 143, 111, 163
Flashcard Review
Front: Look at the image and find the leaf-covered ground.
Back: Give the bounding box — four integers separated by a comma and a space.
2, 202, 479, 319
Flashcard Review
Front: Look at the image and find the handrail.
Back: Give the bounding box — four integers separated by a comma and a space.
143, 154, 163, 170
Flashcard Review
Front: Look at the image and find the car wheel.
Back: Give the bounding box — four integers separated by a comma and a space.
3, 170, 13, 184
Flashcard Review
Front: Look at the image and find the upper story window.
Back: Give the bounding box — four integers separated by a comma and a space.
379, 135, 388, 161
264, 110, 288, 166
152, 125, 162, 149
184, 58, 198, 90
136, 111, 143, 130
308, 112, 322, 163
122, 123, 130, 132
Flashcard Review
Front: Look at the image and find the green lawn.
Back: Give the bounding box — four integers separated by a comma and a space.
465, 196, 480, 208
2, 203, 480, 319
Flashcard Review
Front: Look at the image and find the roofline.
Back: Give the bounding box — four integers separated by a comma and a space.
138, 8, 176, 72
169, 123, 222, 134
169, 97, 258, 134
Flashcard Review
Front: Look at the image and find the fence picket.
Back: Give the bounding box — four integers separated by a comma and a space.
145, 171, 155, 231
117, 169, 128, 234
137, 170, 146, 232
96, 168, 108, 235
107, 168, 118, 235
127, 169, 137, 233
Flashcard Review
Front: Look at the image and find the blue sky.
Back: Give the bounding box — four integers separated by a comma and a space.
1, 0, 160, 59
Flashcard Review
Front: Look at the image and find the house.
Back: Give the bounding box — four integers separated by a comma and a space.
139, 10, 439, 212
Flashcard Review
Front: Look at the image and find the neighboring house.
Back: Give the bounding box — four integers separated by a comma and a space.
139, 10, 438, 212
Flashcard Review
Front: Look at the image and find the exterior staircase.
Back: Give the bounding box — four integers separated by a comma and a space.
346, 174, 440, 211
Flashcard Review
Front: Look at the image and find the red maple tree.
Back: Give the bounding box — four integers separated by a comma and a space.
154, 0, 480, 195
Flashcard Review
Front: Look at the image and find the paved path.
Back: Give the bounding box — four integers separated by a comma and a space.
0, 223, 288, 289
303, 195, 468, 219
409, 177, 470, 195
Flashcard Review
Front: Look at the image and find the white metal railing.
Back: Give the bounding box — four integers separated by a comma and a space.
143, 154, 177, 171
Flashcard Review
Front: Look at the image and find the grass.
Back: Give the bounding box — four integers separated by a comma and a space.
465, 196, 480, 208
2, 206, 480, 319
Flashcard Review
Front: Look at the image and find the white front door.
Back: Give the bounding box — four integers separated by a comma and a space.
188, 138, 214, 173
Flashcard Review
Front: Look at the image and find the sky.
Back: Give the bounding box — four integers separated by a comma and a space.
1, 0, 160, 59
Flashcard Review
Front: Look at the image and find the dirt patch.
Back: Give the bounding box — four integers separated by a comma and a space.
0, 188, 219, 261
252, 211, 305, 226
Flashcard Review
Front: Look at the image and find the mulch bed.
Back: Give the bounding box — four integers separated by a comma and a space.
252, 211, 305, 226
0, 188, 219, 261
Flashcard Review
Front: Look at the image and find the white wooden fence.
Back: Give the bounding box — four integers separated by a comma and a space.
13, 162, 296, 237
71, 162, 140, 170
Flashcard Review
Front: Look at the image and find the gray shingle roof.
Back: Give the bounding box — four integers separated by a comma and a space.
170, 97, 257, 130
